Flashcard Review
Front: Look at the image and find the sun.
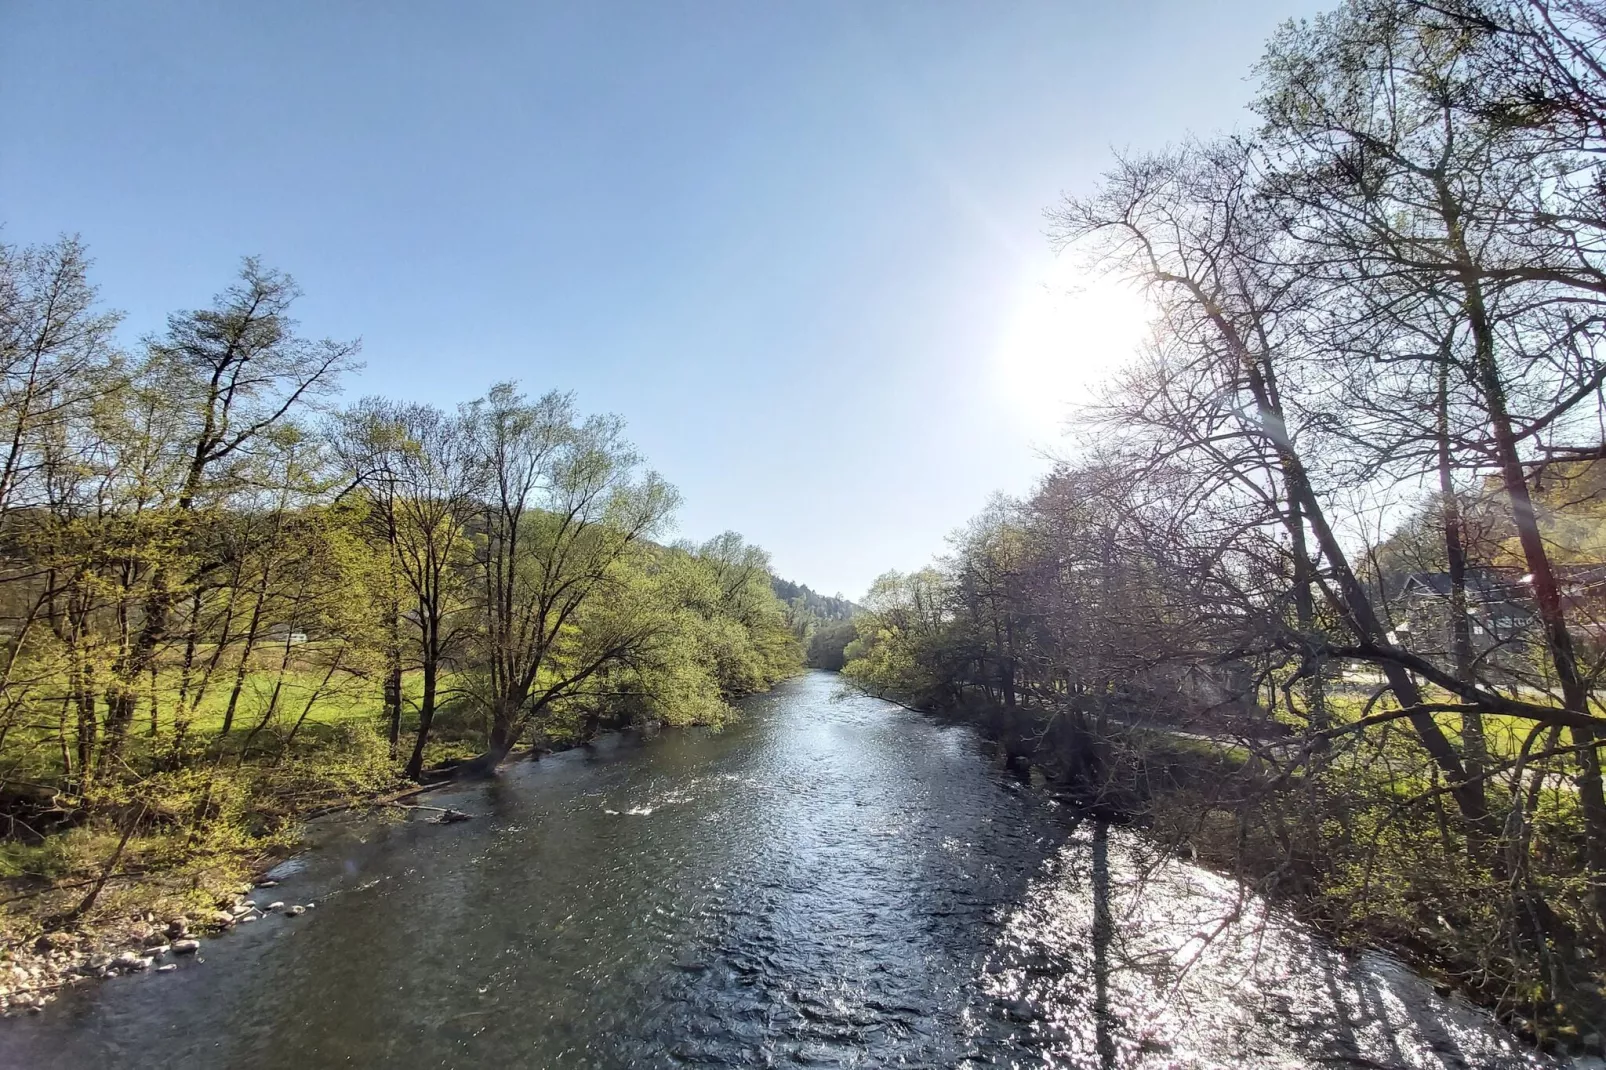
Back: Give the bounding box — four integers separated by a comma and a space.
990, 255, 1151, 437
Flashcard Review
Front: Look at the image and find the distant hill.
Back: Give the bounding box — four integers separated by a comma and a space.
770, 577, 858, 670
770, 577, 857, 621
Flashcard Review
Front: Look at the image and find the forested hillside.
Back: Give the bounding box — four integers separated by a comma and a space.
770, 577, 858, 670
769, 577, 854, 621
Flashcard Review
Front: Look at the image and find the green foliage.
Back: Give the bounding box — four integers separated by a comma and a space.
842, 568, 961, 706
577, 536, 803, 730
805, 618, 857, 671
771, 577, 856, 622
0, 241, 818, 944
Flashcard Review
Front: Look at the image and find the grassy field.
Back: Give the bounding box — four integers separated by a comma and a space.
0, 661, 480, 948
0, 657, 498, 787
1318, 687, 1568, 763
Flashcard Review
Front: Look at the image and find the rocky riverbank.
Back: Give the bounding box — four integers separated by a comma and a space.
0, 878, 323, 1016
0, 751, 500, 1017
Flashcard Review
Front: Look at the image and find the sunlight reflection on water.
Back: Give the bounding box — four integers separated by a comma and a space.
981, 823, 1549, 1068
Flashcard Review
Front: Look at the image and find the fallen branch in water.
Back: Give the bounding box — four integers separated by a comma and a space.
382, 803, 475, 822
297, 782, 444, 821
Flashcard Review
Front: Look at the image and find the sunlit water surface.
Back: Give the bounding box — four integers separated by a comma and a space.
0, 672, 1566, 1068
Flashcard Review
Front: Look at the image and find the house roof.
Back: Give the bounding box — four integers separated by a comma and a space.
1401, 564, 1606, 602
1399, 569, 1523, 603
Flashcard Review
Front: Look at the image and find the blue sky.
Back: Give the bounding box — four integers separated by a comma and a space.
2, 1, 1321, 599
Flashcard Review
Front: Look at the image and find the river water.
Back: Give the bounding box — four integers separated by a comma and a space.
0, 671, 1568, 1068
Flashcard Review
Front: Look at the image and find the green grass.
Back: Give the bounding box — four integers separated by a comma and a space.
1320, 688, 1564, 763
0, 653, 498, 791
180, 667, 382, 735
0, 657, 499, 948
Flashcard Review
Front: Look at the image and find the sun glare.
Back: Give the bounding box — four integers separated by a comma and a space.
990, 256, 1151, 437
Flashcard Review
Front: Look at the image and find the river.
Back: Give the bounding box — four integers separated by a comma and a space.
0, 671, 1570, 1068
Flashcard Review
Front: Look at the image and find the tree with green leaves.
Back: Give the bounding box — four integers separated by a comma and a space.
467, 383, 678, 766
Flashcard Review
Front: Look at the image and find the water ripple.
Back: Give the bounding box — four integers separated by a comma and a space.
0, 672, 1566, 1069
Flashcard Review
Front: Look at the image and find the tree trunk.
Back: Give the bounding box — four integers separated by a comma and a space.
404, 659, 438, 780
73, 656, 96, 792
1199, 292, 1489, 832
218, 610, 265, 739
1287, 494, 1327, 732
1436, 356, 1486, 784
1443, 194, 1606, 920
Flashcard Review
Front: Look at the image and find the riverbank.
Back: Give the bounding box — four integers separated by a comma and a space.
875, 683, 1602, 1059
0, 873, 311, 1015
0, 793, 396, 1016
0, 671, 1554, 1070
0, 694, 765, 1018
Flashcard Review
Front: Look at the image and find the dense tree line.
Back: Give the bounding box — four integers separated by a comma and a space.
768, 577, 858, 669
0, 242, 801, 901
770, 578, 855, 623
844, 0, 1606, 1044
